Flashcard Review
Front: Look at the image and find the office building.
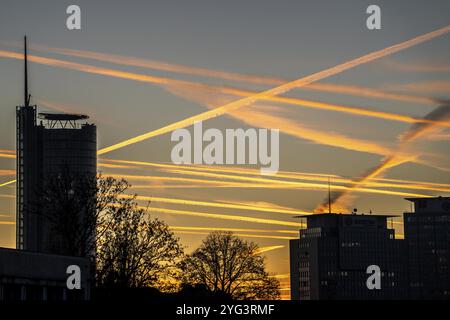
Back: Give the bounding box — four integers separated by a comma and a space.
404, 197, 450, 299
290, 213, 407, 300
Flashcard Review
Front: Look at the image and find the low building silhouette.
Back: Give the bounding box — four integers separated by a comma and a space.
290, 197, 450, 300
290, 212, 407, 300
0, 248, 91, 301
404, 196, 450, 299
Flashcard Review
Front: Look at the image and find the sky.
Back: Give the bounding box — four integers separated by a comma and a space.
1, 0, 449, 298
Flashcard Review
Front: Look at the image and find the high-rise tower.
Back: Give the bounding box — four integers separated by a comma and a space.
16, 37, 97, 254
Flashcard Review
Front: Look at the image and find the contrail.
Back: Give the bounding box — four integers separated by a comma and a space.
25, 43, 279, 85
303, 82, 435, 106
424, 132, 450, 141
0, 170, 15, 176
126, 176, 446, 194
173, 230, 295, 240
106, 173, 254, 187
166, 83, 449, 178
129, 182, 295, 189
270, 274, 290, 279
102, 158, 450, 192
0, 167, 242, 190
3, 45, 436, 126
254, 245, 285, 254
373, 176, 450, 189
218, 199, 308, 213
98, 163, 138, 169
0, 221, 15, 225
0, 164, 436, 197
168, 226, 299, 234
165, 81, 448, 125
0, 180, 16, 187
172, 85, 404, 157
0, 153, 15, 159
387, 80, 450, 95
0, 195, 15, 199
93, 25, 450, 154
317, 102, 450, 212
399, 102, 450, 142
145, 206, 304, 227
0, 49, 176, 86
381, 58, 450, 73
0, 48, 446, 140
101, 158, 450, 194
1, 151, 447, 194
216, 86, 446, 125
3, 50, 437, 128
107, 173, 321, 191
178, 162, 450, 193
0, 149, 15, 154
233, 105, 394, 155
160, 168, 428, 198
129, 195, 308, 215
27, 43, 436, 105
130, 183, 247, 189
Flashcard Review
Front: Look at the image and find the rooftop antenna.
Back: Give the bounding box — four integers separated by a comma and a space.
24, 36, 30, 106
328, 176, 332, 214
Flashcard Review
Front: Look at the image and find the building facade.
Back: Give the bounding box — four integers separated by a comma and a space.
16, 107, 96, 254
404, 197, 450, 299
17, 106, 96, 254
290, 213, 407, 300
0, 248, 91, 301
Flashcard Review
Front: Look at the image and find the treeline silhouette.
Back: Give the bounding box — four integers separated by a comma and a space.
33, 168, 280, 301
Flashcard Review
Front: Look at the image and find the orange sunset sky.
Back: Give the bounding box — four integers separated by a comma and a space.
1, 1, 450, 299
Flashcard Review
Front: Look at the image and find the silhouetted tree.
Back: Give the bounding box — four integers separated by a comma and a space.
96, 193, 183, 290
180, 232, 280, 300
35, 169, 183, 291
34, 166, 128, 258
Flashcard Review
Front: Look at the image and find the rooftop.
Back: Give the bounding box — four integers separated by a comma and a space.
38, 112, 89, 121
405, 196, 450, 202
294, 213, 400, 219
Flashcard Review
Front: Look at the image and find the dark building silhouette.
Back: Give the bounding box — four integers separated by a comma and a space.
16, 37, 96, 254
0, 37, 94, 301
404, 197, 450, 299
290, 213, 407, 300
0, 248, 91, 301
289, 242, 301, 300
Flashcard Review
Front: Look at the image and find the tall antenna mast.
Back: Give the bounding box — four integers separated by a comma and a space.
24, 36, 29, 106
328, 176, 332, 214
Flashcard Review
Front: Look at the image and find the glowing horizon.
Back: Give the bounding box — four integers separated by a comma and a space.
1, 4, 449, 294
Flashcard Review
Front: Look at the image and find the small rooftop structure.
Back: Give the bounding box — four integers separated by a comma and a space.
405, 196, 450, 214
38, 112, 90, 129
38, 112, 89, 121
